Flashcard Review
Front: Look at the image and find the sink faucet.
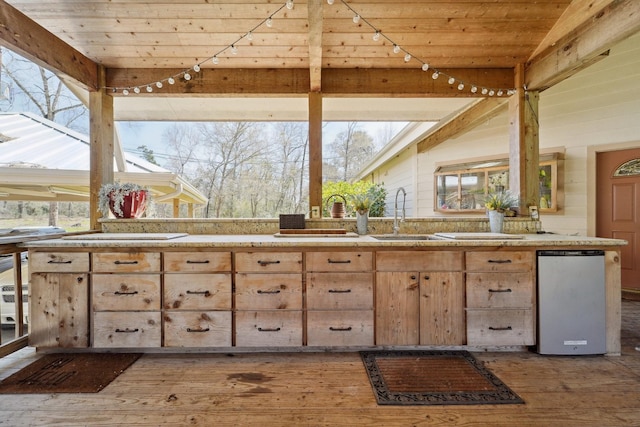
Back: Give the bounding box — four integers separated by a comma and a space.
393, 187, 406, 236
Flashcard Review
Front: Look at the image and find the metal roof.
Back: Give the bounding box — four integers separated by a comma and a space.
0, 112, 207, 206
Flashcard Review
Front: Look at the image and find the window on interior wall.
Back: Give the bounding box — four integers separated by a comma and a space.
434, 153, 561, 213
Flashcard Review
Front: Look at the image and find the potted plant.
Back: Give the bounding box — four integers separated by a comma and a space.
98, 181, 150, 219
484, 190, 518, 233
351, 193, 371, 235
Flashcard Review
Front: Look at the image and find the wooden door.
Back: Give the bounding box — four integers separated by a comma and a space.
419, 271, 466, 345
375, 272, 420, 345
597, 148, 640, 295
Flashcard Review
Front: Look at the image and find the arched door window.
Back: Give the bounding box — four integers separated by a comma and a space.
613, 158, 640, 176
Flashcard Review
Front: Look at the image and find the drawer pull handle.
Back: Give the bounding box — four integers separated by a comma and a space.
258, 260, 281, 266
328, 289, 351, 294
48, 260, 72, 264
114, 291, 139, 295
488, 288, 512, 293
328, 259, 351, 264
186, 290, 211, 296
186, 260, 210, 264
257, 289, 281, 294
114, 260, 139, 265
187, 327, 211, 333
487, 259, 512, 264
258, 327, 281, 332
488, 326, 513, 331
115, 328, 139, 333
329, 326, 353, 332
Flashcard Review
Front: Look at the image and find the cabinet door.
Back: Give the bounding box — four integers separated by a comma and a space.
28, 273, 89, 348
420, 272, 465, 345
375, 272, 420, 345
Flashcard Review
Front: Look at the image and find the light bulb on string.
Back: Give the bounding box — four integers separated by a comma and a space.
448, 77, 455, 85
404, 53, 411, 62
353, 14, 360, 24
327, 0, 334, 4
133, 87, 140, 94
421, 63, 429, 71
247, 31, 253, 41
266, 17, 273, 28
168, 77, 175, 85
431, 71, 439, 80
231, 45, 238, 55
212, 56, 219, 65
156, 81, 163, 89
481, 88, 488, 95
497, 90, 504, 96
373, 31, 380, 42
122, 89, 129, 96
393, 44, 400, 54
471, 86, 478, 93
146, 85, 153, 93
457, 83, 464, 91
489, 90, 495, 96
286, 0, 294, 10
184, 72, 191, 81
193, 64, 201, 73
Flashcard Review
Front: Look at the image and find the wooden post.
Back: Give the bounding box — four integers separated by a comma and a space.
309, 92, 323, 214
173, 199, 180, 218
89, 65, 114, 230
509, 63, 540, 213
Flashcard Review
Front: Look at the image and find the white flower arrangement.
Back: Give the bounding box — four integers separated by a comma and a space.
98, 182, 149, 217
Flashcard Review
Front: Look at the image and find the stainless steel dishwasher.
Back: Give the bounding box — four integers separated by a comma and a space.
537, 250, 606, 355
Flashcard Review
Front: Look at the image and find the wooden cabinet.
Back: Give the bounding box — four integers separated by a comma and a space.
235, 252, 303, 347
28, 251, 89, 348
163, 251, 232, 347
91, 252, 162, 348
306, 251, 374, 346
375, 251, 464, 346
465, 251, 535, 346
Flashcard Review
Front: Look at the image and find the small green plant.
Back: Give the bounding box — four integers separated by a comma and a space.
351, 193, 371, 214
484, 190, 518, 213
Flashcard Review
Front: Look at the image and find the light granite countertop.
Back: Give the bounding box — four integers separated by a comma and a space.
20, 232, 627, 249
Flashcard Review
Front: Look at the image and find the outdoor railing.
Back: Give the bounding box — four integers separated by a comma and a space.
0, 242, 29, 358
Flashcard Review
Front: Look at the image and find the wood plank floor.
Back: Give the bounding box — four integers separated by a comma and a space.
1, 300, 639, 426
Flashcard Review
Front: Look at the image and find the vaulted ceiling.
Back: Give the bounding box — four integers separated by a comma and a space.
2, 0, 638, 122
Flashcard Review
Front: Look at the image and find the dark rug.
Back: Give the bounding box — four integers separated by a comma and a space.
0, 353, 141, 394
361, 350, 524, 405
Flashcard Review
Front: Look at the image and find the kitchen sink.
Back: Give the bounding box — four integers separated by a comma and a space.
371, 235, 435, 241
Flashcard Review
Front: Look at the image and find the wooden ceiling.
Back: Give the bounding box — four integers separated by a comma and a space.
1, 0, 639, 120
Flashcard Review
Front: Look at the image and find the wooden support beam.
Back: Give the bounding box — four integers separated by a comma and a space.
307, 0, 323, 92
416, 98, 508, 153
173, 199, 180, 218
308, 92, 322, 214
509, 64, 539, 213
0, 0, 98, 90
89, 66, 114, 230
526, 0, 640, 90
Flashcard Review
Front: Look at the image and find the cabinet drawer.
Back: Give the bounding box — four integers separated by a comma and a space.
164, 252, 231, 272
164, 311, 232, 347
307, 272, 373, 310
465, 251, 533, 272
93, 252, 160, 272
466, 272, 533, 308
466, 309, 534, 346
235, 252, 302, 273
164, 274, 232, 310
93, 311, 161, 348
29, 252, 89, 272
376, 251, 463, 271
235, 273, 302, 310
307, 310, 374, 346
92, 274, 161, 311
235, 311, 302, 347
306, 251, 372, 272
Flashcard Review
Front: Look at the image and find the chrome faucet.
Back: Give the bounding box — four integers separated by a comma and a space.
393, 187, 406, 235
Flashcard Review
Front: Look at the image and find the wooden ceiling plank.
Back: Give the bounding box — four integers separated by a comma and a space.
0, 0, 98, 90
526, 0, 640, 90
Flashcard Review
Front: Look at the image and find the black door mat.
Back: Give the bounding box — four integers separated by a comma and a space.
0, 353, 141, 394
361, 350, 524, 405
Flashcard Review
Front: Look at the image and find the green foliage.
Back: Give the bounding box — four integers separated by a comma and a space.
322, 181, 387, 217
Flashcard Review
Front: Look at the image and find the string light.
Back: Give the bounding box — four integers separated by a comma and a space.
107, 0, 514, 96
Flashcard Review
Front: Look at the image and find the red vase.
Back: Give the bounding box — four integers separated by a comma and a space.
108, 190, 148, 218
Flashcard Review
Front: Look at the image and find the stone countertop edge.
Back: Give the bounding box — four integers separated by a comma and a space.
20, 233, 628, 248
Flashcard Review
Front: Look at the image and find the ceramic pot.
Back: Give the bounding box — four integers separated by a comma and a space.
109, 190, 148, 218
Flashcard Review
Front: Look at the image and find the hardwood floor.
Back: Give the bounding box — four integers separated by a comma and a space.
1, 300, 639, 427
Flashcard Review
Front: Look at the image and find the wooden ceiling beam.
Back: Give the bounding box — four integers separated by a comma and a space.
106, 67, 514, 97
307, 0, 323, 92
416, 98, 508, 153
0, 0, 98, 90
526, 0, 640, 91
